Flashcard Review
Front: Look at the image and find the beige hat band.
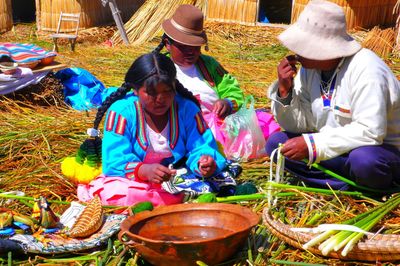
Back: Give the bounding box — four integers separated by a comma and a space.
170, 18, 203, 35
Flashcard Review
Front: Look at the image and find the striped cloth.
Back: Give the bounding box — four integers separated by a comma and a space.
0, 43, 56, 63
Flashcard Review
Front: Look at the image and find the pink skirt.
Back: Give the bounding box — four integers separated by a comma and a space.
77, 175, 184, 207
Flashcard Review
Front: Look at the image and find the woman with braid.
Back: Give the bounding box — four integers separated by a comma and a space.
77, 52, 238, 207
154, 5, 244, 124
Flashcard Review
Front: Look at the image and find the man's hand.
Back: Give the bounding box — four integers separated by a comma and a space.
277, 55, 298, 98
281, 136, 309, 161
213, 99, 231, 119
138, 164, 176, 184
198, 155, 217, 178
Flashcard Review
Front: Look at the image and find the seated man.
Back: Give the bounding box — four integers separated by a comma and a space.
266, 0, 400, 190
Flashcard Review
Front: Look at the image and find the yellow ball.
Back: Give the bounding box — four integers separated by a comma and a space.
61, 157, 78, 179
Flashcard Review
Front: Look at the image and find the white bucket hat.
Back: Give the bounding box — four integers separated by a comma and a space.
279, 0, 361, 60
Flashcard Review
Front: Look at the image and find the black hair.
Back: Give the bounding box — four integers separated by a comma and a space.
153, 34, 170, 54
93, 52, 199, 131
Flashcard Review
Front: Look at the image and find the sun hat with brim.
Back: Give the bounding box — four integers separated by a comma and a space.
162, 4, 207, 47
278, 0, 361, 60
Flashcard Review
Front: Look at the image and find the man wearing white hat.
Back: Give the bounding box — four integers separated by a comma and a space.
266, 0, 400, 190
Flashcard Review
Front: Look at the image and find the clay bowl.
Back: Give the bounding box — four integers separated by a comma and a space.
0, 62, 18, 75
40, 55, 56, 66
119, 203, 260, 266
18, 60, 40, 69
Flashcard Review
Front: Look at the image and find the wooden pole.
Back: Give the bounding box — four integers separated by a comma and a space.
35, 0, 41, 31
102, 0, 129, 45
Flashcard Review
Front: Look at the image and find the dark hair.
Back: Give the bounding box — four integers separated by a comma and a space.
93, 52, 199, 130
153, 34, 170, 54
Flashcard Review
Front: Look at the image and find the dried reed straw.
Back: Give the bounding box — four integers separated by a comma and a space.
363, 26, 396, 58
111, 0, 205, 46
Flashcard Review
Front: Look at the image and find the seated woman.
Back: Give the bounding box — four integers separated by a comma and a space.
153, 5, 280, 159
153, 5, 244, 139
77, 52, 238, 207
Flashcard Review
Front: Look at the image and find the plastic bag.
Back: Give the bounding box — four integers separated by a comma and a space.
204, 112, 227, 145
55, 68, 106, 111
222, 96, 267, 161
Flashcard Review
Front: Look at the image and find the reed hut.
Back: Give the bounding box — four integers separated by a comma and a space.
205, 0, 292, 25
292, 0, 398, 30
35, 0, 145, 32
0, 0, 13, 33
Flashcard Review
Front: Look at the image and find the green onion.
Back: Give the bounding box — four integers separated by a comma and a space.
310, 163, 400, 194
303, 194, 400, 256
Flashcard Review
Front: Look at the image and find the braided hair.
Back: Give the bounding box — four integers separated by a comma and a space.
153, 34, 168, 54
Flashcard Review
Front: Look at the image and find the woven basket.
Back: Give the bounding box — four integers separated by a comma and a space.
263, 208, 400, 262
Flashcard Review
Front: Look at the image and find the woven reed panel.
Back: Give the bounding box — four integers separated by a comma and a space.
206, 0, 257, 25
0, 0, 12, 33
291, 0, 398, 30
38, 0, 143, 32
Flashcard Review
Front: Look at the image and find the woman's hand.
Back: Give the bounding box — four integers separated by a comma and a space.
281, 136, 309, 161
138, 163, 176, 184
213, 99, 231, 119
198, 155, 217, 178
277, 55, 298, 98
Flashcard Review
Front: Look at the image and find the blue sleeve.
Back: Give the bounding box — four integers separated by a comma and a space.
102, 106, 142, 178
182, 101, 226, 175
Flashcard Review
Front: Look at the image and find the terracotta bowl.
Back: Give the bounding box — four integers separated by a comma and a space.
18, 60, 40, 69
118, 203, 260, 266
40, 55, 56, 66
0, 62, 18, 75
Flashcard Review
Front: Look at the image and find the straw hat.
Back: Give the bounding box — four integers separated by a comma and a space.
162, 5, 207, 47
278, 0, 361, 60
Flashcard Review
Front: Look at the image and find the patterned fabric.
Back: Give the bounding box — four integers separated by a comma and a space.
9, 202, 126, 254
162, 161, 242, 200
0, 43, 56, 63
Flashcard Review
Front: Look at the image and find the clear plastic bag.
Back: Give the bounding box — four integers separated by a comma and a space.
222, 96, 267, 161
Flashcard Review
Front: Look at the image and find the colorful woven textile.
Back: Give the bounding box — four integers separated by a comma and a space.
0, 43, 56, 63
9, 202, 126, 254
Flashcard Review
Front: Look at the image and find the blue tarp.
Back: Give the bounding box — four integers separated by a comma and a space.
56, 68, 118, 111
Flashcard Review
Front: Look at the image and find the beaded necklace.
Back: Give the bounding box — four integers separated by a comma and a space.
320, 73, 337, 107
319, 58, 344, 107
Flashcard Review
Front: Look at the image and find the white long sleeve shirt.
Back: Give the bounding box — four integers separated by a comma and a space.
268, 48, 400, 164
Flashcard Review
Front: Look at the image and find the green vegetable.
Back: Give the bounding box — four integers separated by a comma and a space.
131, 201, 154, 214
197, 193, 217, 203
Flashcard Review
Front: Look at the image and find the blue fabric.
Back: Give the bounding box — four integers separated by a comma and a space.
266, 131, 400, 190
55, 68, 118, 111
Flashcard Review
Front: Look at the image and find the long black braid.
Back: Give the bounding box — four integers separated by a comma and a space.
76, 84, 131, 167
153, 33, 168, 54
93, 84, 131, 130
174, 80, 200, 109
